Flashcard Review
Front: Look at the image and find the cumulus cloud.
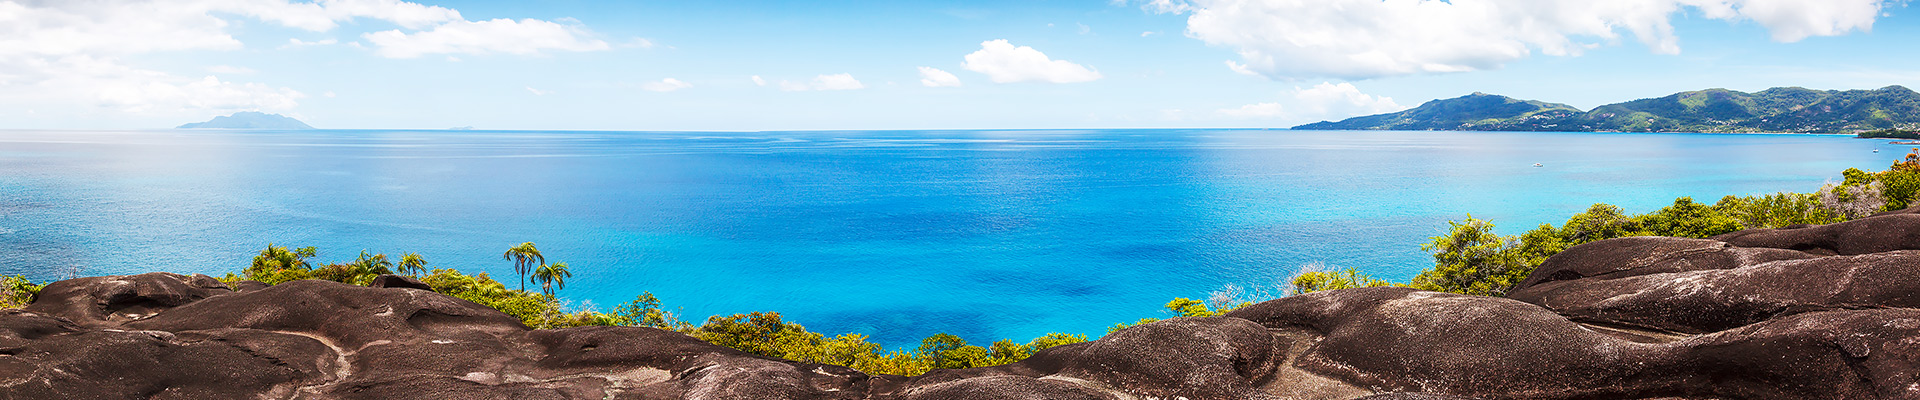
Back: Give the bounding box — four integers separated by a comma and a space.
284, 38, 340, 48
1224, 61, 1258, 76
961, 40, 1102, 84
364, 18, 610, 58
1217, 82, 1404, 121
1140, 0, 1892, 80
778, 74, 866, 91
642, 78, 693, 92
751, 75, 767, 86
917, 67, 963, 87
207, 65, 256, 74
2, 56, 304, 114
0, 0, 608, 118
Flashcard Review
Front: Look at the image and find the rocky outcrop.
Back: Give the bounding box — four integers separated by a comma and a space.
5, 212, 1920, 399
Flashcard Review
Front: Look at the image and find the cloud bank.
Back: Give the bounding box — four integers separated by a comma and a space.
365, 17, 609, 58
1126, 0, 1893, 80
0, 0, 608, 116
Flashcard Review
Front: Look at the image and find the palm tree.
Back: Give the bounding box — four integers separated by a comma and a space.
246, 243, 317, 279
398, 253, 429, 276
533, 262, 571, 297
502, 242, 544, 292
348, 250, 395, 284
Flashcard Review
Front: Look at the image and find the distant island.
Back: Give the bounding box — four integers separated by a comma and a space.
176, 112, 314, 129
1295, 86, 1920, 134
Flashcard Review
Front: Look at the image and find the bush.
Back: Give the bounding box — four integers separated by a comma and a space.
1, 275, 41, 309
1714, 192, 1843, 229
1405, 164, 1920, 297
685, 311, 1084, 376
1410, 217, 1535, 296
1632, 197, 1742, 238
1289, 266, 1393, 295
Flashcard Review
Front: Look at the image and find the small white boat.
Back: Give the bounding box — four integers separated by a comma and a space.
1533, 163, 1543, 167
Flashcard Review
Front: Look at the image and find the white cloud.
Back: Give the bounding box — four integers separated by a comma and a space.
917, 67, 963, 87
526, 86, 551, 96
364, 18, 610, 58
1292, 82, 1405, 116
812, 74, 865, 90
0, 0, 461, 58
0, 0, 603, 121
208, 65, 256, 74
0, 54, 301, 115
961, 40, 1102, 84
643, 78, 693, 92
751, 75, 767, 86
96, 75, 306, 114
779, 74, 866, 91
284, 38, 340, 48
242, 0, 464, 31
1150, 0, 1892, 80
1217, 82, 1404, 121
1114, 0, 1194, 14
1224, 61, 1258, 76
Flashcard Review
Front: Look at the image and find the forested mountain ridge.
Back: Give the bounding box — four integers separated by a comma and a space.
1294, 86, 1920, 133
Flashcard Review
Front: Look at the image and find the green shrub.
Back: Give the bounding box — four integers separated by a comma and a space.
1289, 267, 1393, 295
1632, 197, 1743, 238
1714, 192, 1843, 229
1, 275, 41, 309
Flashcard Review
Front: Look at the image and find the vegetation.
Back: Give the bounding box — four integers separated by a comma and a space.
1858, 128, 1920, 139
1, 275, 41, 309
1288, 263, 1391, 295
210, 242, 1095, 376
1383, 159, 1920, 297
1297, 85, 1920, 133
229, 245, 402, 286
533, 262, 571, 297
502, 242, 545, 292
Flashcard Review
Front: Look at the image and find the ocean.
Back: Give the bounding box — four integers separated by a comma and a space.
0, 128, 1902, 346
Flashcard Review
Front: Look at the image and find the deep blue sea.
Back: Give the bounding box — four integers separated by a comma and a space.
0, 129, 1904, 346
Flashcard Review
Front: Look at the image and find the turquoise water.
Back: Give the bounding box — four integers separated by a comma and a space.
0, 129, 1904, 345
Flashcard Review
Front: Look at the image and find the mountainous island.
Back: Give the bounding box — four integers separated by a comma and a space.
1295, 85, 1920, 134
176, 112, 314, 129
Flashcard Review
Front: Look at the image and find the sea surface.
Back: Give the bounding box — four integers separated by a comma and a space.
0, 129, 1904, 345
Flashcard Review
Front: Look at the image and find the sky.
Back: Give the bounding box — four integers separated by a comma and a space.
2, 0, 1918, 131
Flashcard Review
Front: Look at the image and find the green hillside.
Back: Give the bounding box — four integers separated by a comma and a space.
1294, 86, 1920, 134
1293, 93, 1582, 131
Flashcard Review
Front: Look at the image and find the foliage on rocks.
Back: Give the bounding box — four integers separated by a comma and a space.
216, 244, 1087, 376
0, 275, 41, 309
1408, 163, 1920, 296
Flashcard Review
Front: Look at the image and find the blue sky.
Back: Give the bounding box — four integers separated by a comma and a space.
1, 0, 1916, 130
